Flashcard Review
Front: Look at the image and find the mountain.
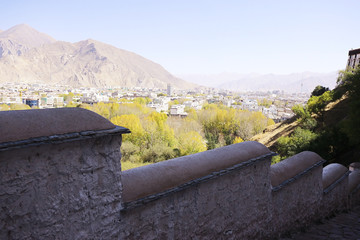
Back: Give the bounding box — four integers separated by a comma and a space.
0, 24, 56, 47
0, 24, 196, 89
178, 72, 338, 93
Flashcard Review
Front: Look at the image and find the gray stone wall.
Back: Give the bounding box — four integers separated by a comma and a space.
271, 166, 323, 237
0, 135, 123, 239
1, 135, 360, 239
119, 157, 272, 239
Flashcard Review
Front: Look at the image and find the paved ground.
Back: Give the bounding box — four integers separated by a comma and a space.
281, 206, 360, 240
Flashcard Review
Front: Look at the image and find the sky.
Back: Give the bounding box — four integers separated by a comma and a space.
1, 0, 359, 75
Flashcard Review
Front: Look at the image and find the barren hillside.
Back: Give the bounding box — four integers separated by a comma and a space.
0, 24, 197, 89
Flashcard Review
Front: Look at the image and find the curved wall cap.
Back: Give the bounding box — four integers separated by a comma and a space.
349, 162, 360, 171
271, 151, 324, 187
349, 170, 360, 193
121, 141, 271, 203
322, 163, 348, 190
0, 108, 117, 143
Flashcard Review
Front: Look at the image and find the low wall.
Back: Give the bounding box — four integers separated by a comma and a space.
1, 108, 360, 239
120, 141, 274, 239
270, 152, 325, 237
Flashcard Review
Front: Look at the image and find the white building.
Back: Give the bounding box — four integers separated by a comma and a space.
170, 104, 188, 117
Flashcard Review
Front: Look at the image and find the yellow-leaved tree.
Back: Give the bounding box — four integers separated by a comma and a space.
178, 131, 206, 156
111, 114, 144, 147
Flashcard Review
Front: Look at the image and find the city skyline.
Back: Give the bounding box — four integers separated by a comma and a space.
1, 0, 359, 76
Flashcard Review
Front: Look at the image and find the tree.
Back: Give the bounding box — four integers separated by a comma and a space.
111, 114, 144, 146
233, 136, 244, 144
307, 91, 333, 115
275, 127, 318, 158
337, 66, 360, 145
0, 104, 10, 111
9, 103, 31, 110
178, 131, 206, 156
292, 104, 309, 119
311, 85, 329, 97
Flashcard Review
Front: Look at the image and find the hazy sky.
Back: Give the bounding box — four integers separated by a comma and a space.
1, 0, 359, 75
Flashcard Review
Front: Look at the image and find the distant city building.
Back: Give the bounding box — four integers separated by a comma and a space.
0, 96, 22, 104
169, 104, 188, 117
147, 103, 168, 113
41, 96, 64, 108
167, 84, 173, 96
25, 99, 39, 108
347, 48, 360, 70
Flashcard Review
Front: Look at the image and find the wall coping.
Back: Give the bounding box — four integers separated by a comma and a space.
0, 108, 127, 144
121, 141, 273, 204
0, 108, 130, 151
271, 151, 325, 191
122, 150, 275, 210
349, 170, 360, 194
322, 163, 350, 194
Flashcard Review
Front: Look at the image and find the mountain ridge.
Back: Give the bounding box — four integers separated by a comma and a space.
0, 24, 197, 89
178, 71, 338, 93
0, 24, 56, 47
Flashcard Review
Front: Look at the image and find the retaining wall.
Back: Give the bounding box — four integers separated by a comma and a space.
0, 108, 360, 239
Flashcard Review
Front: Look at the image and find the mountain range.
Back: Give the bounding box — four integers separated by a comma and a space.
0, 24, 339, 92
0, 24, 196, 89
178, 71, 338, 93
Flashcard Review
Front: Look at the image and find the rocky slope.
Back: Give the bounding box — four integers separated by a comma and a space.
0, 24, 196, 89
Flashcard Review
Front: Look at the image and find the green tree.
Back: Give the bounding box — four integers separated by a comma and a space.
311, 85, 329, 97
307, 91, 333, 115
275, 127, 318, 158
337, 66, 360, 145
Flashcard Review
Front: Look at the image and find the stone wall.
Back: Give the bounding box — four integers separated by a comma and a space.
1, 108, 360, 239
0, 108, 129, 239
119, 142, 274, 239
269, 152, 325, 237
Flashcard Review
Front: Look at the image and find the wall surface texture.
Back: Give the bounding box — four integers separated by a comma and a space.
0, 135, 124, 239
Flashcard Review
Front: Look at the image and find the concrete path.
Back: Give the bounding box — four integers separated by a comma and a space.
281, 206, 360, 240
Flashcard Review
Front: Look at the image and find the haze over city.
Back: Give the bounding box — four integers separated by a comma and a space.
2, 0, 359, 77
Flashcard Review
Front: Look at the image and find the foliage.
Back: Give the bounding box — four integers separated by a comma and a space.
275, 127, 318, 157
178, 131, 206, 156
133, 97, 151, 105
292, 104, 309, 119
291, 104, 316, 130
9, 103, 31, 110
274, 68, 360, 165
258, 98, 272, 108
271, 155, 282, 165
233, 136, 244, 144
336, 66, 360, 146
140, 143, 176, 163
307, 91, 333, 115
0, 104, 10, 111
65, 101, 80, 108
311, 85, 329, 97
120, 141, 141, 162
111, 114, 144, 146
307, 127, 351, 164
199, 105, 272, 149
